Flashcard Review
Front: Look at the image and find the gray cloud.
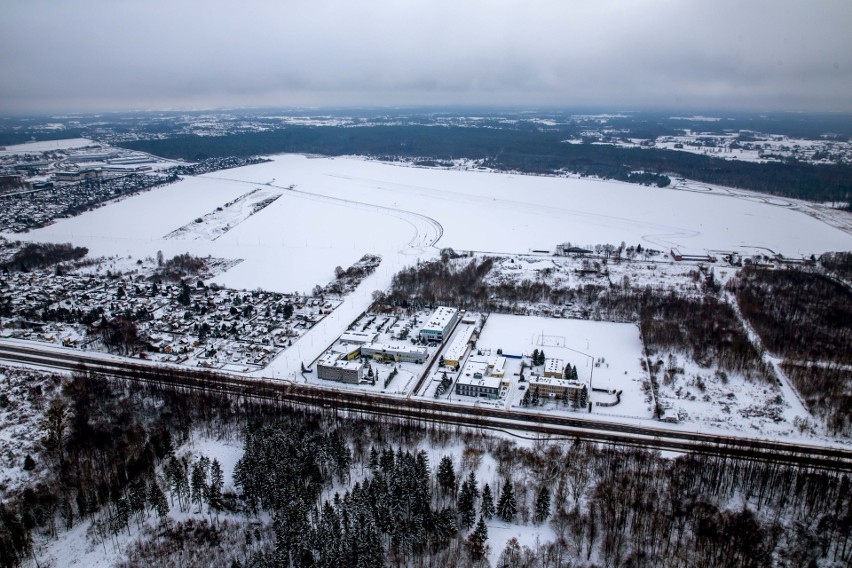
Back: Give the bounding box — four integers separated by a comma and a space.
1, 0, 851, 112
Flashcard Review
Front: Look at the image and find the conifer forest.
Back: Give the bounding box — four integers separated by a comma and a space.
0, 368, 849, 567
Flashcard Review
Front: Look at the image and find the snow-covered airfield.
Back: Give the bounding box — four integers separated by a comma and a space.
14, 151, 851, 383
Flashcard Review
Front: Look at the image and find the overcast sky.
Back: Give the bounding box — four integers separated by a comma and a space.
1, 0, 850, 113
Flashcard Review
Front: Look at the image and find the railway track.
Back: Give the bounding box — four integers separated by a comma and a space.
1, 341, 850, 472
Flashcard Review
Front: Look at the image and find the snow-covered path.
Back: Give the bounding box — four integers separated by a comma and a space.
723, 291, 812, 424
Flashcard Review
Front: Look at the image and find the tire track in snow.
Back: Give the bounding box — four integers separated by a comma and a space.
325, 172, 705, 250
205, 176, 444, 252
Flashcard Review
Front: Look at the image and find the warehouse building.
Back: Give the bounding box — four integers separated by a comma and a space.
360, 342, 428, 363
339, 331, 377, 344
442, 324, 475, 368
419, 306, 459, 342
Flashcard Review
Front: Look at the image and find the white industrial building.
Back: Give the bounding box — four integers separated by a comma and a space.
360, 342, 428, 363
419, 306, 459, 342
442, 324, 475, 367
466, 354, 507, 378
339, 331, 377, 344
454, 354, 508, 399
528, 375, 585, 402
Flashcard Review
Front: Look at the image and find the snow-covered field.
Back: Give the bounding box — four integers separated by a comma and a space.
211, 155, 851, 257
478, 315, 649, 418
12, 153, 851, 298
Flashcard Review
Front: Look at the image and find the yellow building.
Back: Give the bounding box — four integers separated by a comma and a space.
528, 375, 584, 400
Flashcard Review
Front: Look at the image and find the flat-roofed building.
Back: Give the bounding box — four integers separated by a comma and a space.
544, 357, 565, 378
489, 356, 507, 378
54, 168, 101, 182
455, 372, 501, 399
361, 342, 428, 363
419, 306, 458, 342
339, 331, 377, 344
442, 324, 475, 367
329, 343, 362, 361
528, 375, 585, 403
455, 354, 508, 399
461, 311, 480, 325
466, 354, 507, 378
317, 353, 365, 384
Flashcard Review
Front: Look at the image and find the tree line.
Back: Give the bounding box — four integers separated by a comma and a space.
1, 243, 88, 273
119, 124, 852, 204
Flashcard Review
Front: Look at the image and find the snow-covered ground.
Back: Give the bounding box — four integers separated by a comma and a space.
13, 153, 851, 299
210, 155, 850, 257
477, 315, 648, 418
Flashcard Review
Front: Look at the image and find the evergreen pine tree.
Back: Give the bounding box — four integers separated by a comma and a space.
112, 496, 131, 536
380, 447, 395, 473
496, 480, 517, 522
579, 384, 589, 408
534, 486, 551, 524
148, 481, 169, 521
368, 447, 379, 471
466, 471, 480, 501
531, 386, 540, 406
434, 506, 458, 548
480, 483, 495, 520
521, 388, 531, 407
128, 479, 147, 527
467, 515, 489, 560
458, 476, 477, 530
437, 456, 456, 498
190, 458, 208, 513
209, 458, 224, 515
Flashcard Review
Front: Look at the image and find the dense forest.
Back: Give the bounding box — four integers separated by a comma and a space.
1, 243, 88, 272
728, 268, 852, 365
119, 125, 852, 204
387, 254, 494, 310
1, 366, 850, 567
